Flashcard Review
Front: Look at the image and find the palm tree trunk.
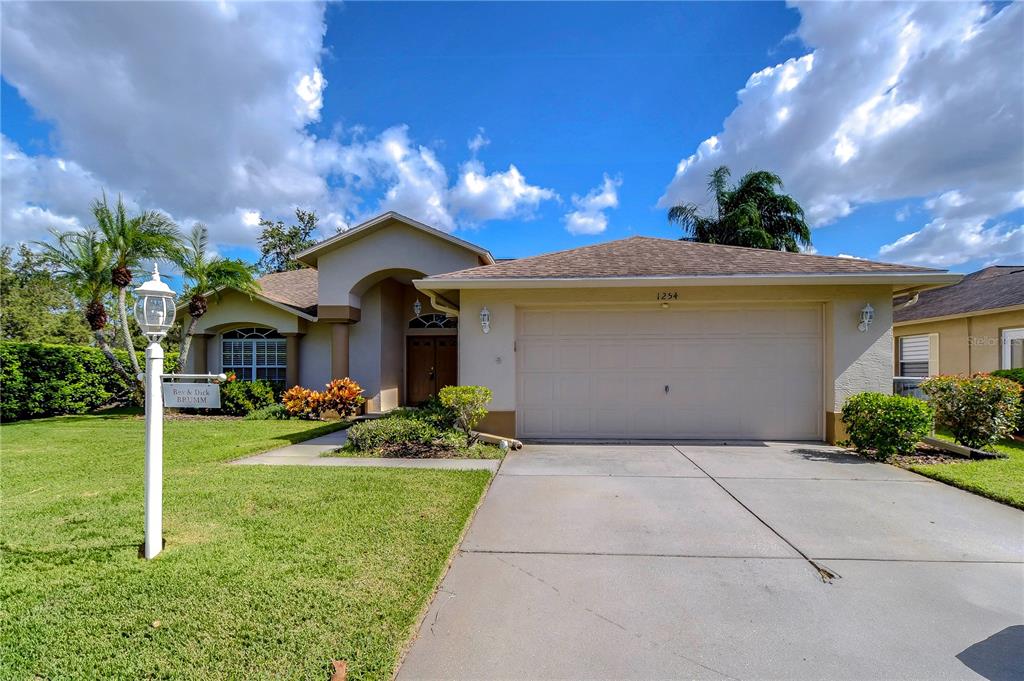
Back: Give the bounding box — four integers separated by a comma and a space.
117, 286, 141, 375
94, 329, 136, 386
177, 315, 200, 373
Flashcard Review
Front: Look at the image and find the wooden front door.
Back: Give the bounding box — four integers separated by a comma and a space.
407, 336, 458, 404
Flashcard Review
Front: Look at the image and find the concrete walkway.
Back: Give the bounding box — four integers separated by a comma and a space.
398, 442, 1024, 680
231, 428, 500, 471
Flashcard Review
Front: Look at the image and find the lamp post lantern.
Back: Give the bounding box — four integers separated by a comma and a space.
133, 263, 176, 559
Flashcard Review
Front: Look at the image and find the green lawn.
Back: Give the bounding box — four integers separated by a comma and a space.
906, 435, 1024, 510
1, 411, 491, 680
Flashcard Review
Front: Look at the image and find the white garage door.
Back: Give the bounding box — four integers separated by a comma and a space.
516, 306, 823, 440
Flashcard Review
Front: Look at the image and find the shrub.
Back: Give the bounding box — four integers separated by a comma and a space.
841, 392, 934, 460
282, 378, 364, 420
921, 374, 1022, 449
219, 374, 276, 416
346, 416, 443, 457
244, 403, 291, 420
439, 385, 492, 446
0, 341, 178, 421
991, 369, 1024, 433
320, 378, 365, 417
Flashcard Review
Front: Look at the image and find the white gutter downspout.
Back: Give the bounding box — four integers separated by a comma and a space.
423, 289, 460, 317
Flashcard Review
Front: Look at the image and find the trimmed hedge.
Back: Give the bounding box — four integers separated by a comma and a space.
841, 392, 934, 460
0, 341, 178, 422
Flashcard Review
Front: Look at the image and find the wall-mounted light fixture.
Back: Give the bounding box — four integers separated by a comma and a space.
480, 306, 491, 334
412, 299, 422, 317
858, 303, 874, 332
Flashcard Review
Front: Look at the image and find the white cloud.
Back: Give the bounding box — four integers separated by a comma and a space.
564, 174, 622, 236
449, 160, 556, 225
468, 128, 490, 154
0, 2, 554, 248
659, 2, 1023, 268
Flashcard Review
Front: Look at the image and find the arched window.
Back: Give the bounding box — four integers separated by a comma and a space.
408, 313, 457, 329
221, 327, 286, 384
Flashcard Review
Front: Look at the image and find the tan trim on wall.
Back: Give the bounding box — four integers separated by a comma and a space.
478, 411, 516, 439
318, 305, 361, 323
825, 411, 846, 445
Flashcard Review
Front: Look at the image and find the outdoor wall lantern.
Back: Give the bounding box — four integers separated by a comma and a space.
133, 263, 177, 560
413, 298, 422, 317
858, 303, 875, 332
480, 306, 491, 334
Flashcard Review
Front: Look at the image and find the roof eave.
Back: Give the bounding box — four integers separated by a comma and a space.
415, 272, 961, 291
294, 211, 495, 267
174, 285, 318, 322
894, 302, 1024, 326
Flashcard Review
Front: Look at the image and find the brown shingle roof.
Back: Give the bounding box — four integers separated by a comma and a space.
255, 268, 318, 315
894, 266, 1024, 323
427, 236, 941, 280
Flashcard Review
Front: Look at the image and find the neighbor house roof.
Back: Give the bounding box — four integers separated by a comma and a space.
295, 211, 495, 267
894, 266, 1024, 324
255, 268, 319, 316
425, 236, 947, 284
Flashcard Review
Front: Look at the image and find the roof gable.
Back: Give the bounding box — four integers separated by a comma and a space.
295, 212, 493, 267
427, 236, 944, 281
894, 266, 1024, 323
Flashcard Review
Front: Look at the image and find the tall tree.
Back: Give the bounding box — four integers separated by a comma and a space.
1, 245, 92, 344
34, 229, 134, 383
175, 224, 259, 371
93, 194, 182, 375
256, 208, 318, 274
667, 166, 811, 252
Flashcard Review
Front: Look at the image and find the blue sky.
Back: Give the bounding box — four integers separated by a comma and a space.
2, 1, 1021, 273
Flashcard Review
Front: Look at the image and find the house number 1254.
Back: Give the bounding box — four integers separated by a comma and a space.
656, 292, 679, 301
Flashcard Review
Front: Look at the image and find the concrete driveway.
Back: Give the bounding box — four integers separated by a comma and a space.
398, 442, 1024, 681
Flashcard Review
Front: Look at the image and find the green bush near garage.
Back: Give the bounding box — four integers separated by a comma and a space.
841, 392, 934, 460
0, 341, 178, 421
991, 369, 1024, 433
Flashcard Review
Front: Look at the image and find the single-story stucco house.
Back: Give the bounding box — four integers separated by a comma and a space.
182, 211, 960, 443
894, 266, 1024, 378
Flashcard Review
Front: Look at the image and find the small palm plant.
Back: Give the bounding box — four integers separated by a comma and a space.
93, 193, 182, 374
176, 223, 258, 372
668, 165, 811, 252
35, 228, 133, 383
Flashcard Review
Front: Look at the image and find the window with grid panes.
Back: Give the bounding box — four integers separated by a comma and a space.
221, 327, 286, 385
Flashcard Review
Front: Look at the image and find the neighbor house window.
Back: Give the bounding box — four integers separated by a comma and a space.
221, 327, 286, 384
898, 335, 931, 377
1003, 328, 1024, 369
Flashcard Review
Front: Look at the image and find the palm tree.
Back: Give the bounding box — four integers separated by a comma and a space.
35, 229, 134, 383
92, 194, 182, 375
667, 166, 811, 252
175, 223, 258, 372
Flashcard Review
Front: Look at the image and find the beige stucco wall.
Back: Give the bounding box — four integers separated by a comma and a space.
315, 221, 483, 308
457, 284, 894, 440
895, 308, 1024, 374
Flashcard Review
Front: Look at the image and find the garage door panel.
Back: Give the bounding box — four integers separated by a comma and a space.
519, 310, 554, 337
517, 306, 822, 440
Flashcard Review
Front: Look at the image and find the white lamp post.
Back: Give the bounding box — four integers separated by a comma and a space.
133, 263, 176, 559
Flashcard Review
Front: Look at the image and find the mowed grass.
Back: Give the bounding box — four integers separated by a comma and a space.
0, 411, 491, 680
906, 435, 1024, 510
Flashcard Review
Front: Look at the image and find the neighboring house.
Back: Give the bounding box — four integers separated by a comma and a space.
183, 211, 958, 443
894, 266, 1024, 379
